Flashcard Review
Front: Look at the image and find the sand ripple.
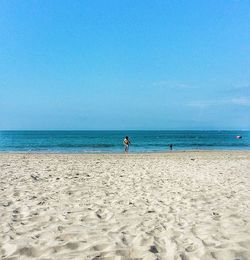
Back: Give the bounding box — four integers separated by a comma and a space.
0, 152, 250, 259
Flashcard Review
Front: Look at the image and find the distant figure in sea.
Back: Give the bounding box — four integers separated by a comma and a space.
169, 144, 173, 151
123, 136, 131, 153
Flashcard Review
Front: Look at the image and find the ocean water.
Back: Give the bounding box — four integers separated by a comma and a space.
0, 131, 249, 153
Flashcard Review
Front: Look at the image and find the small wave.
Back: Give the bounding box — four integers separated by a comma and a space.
143, 143, 250, 147
56, 143, 116, 148
2, 143, 117, 149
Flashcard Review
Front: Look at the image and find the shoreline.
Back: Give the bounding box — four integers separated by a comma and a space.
1, 149, 250, 155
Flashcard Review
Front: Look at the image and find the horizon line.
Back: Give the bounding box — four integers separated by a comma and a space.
0, 129, 249, 132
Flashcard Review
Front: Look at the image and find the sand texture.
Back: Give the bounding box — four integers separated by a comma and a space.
0, 151, 250, 260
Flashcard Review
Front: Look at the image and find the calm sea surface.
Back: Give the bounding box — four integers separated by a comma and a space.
0, 131, 249, 153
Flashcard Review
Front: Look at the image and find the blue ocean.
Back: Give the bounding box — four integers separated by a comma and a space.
0, 131, 249, 153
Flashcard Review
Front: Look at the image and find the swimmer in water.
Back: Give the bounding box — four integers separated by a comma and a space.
123, 136, 131, 153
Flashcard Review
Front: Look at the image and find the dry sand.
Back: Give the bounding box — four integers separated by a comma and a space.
0, 151, 250, 260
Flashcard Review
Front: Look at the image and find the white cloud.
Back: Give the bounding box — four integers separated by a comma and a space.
230, 97, 250, 105
188, 97, 250, 108
152, 80, 194, 89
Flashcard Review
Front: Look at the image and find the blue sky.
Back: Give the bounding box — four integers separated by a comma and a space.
0, 0, 249, 130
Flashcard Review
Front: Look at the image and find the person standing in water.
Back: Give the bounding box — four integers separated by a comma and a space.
123, 136, 131, 153
169, 144, 173, 150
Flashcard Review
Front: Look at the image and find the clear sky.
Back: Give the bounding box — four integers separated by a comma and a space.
0, 0, 249, 130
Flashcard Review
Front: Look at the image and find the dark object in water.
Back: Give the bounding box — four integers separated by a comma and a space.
236, 135, 242, 139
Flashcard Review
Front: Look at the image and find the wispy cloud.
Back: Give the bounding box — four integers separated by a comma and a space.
231, 97, 250, 105
226, 84, 250, 94
152, 80, 195, 89
188, 97, 250, 108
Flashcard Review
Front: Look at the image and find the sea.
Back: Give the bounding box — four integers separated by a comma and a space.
0, 131, 249, 153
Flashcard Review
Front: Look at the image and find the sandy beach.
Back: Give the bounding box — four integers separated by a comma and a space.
0, 151, 250, 260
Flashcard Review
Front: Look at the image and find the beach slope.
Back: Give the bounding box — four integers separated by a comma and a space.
0, 151, 250, 259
